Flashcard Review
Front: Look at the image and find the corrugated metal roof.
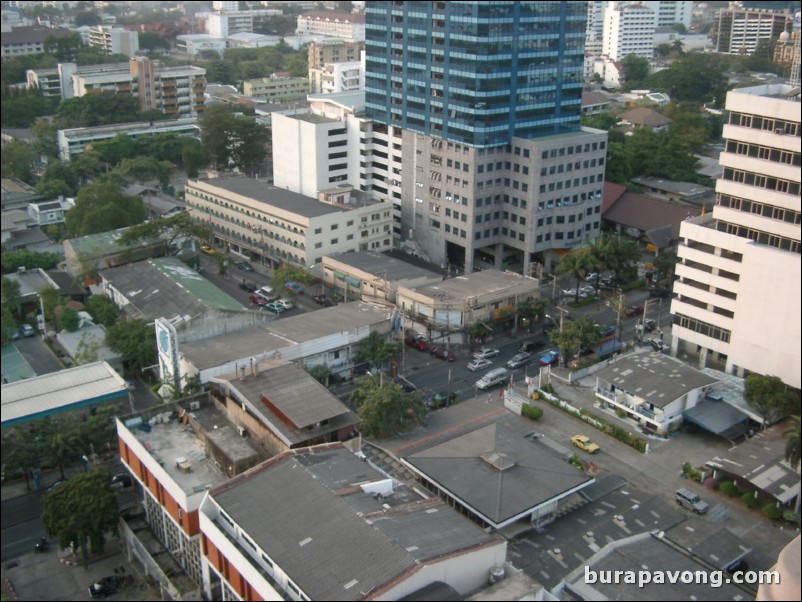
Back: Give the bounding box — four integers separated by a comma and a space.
1, 361, 128, 426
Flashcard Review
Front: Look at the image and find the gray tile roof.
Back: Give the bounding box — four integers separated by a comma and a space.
325, 251, 441, 283
404, 415, 593, 526
594, 351, 719, 409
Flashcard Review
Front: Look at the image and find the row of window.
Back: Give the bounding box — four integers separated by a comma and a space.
725, 139, 801, 166
186, 189, 306, 234
717, 193, 801, 225
540, 157, 604, 176
715, 219, 800, 254
535, 222, 598, 244
542, 141, 605, 159
722, 167, 801, 196
539, 174, 604, 193
673, 313, 732, 344
728, 111, 801, 137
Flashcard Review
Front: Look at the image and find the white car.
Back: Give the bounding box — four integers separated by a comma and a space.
467, 358, 493, 372
472, 347, 500, 360
274, 299, 294, 310
562, 288, 588, 299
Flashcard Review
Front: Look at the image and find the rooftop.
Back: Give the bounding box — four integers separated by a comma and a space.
1, 361, 127, 427
404, 269, 538, 303
180, 301, 391, 372
603, 190, 700, 240
594, 350, 719, 409
189, 177, 379, 218
325, 251, 442, 283
59, 117, 198, 138
100, 257, 246, 321
3, 267, 57, 298
403, 415, 593, 528
210, 445, 496, 601
630, 176, 715, 200
209, 360, 360, 448
65, 226, 161, 259
619, 107, 673, 127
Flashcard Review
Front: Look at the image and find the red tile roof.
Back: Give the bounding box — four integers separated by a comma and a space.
602, 181, 628, 213
603, 191, 699, 240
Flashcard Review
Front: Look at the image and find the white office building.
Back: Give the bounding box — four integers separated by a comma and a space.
86, 25, 139, 58
670, 85, 801, 389
603, 1, 657, 61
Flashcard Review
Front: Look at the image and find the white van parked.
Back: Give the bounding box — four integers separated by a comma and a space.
476, 367, 509, 390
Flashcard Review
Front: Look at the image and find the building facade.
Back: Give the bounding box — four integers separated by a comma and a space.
307, 39, 364, 71
716, 4, 791, 55
365, 1, 606, 274
86, 25, 140, 57
242, 75, 309, 101
309, 58, 364, 94
185, 177, 393, 269
602, 1, 657, 61
670, 85, 801, 389
296, 10, 365, 41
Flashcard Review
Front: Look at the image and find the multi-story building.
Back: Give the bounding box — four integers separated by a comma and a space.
175, 34, 226, 57
242, 75, 308, 101
640, 0, 692, 29
199, 8, 284, 38
272, 91, 406, 237
670, 84, 801, 389
365, 1, 606, 275
602, 1, 657, 61
0, 25, 71, 59
309, 57, 364, 94
86, 25, 139, 57
307, 39, 364, 71
212, 0, 238, 11
185, 176, 394, 269
27, 58, 207, 117
716, 3, 791, 55
57, 117, 199, 161
296, 9, 365, 41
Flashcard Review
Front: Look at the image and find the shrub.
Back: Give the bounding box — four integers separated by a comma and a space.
762, 503, 783, 521
741, 492, 759, 508
568, 454, 584, 470
719, 481, 738, 497
782, 510, 801, 526
522, 404, 543, 421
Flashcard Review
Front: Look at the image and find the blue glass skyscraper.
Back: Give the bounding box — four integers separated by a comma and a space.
365, 1, 586, 147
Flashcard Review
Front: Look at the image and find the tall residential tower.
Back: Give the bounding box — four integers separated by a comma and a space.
365, 1, 607, 274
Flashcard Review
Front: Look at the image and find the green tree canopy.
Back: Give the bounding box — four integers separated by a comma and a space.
199, 104, 269, 176
36, 160, 79, 197
349, 378, 426, 438
580, 112, 619, 131
744, 374, 799, 429
306, 364, 331, 387
65, 181, 145, 237
116, 211, 212, 255
653, 249, 679, 284
643, 52, 728, 105
555, 249, 600, 303
43, 32, 83, 61
41, 467, 120, 564
620, 54, 651, 86
138, 31, 170, 52
73, 10, 101, 26
106, 318, 157, 374
85, 294, 119, 327
113, 156, 173, 188
353, 331, 398, 369
784, 417, 801, 472
1, 276, 22, 316
0, 139, 36, 183
56, 91, 142, 128
1, 249, 60, 274
591, 235, 641, 280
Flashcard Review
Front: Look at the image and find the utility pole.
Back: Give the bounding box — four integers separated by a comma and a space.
616, 289, 624, 345
551, 273, 558, 303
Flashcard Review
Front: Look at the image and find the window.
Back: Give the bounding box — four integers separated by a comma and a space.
314, 228, 322, 234
331, 238, 338, 244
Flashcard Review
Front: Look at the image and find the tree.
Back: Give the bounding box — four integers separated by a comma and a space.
555, 249, 600, 303
181, 140, 207, 178
41, 467, 120, 565
353, 331, 398, 369
36, 160, 79, 197
548, 316, 604, 365
1, 305, 16, 343
644, 52, 727, 105
620, 54, 650, 86
1, 276, 22, 318
73, 10, 101, 26
0, 139, 36, 183
744, 374, 799, 429
465, 322, 490, 348
138, 31, 170, 52
517, 298, 549, 332
38, 286, 61, 332
592, 235, 641, 281
307, 364, 331, 387
270, 265, 313, 298
1, 426, 45, 491
73, 331, 101, 365
43, 32, 83, 61
84, 133, 138, 167
106, 318, 157, 374
31, 119, 60, 160
580, 113, 619, 131
40, 417, 83, 481
783, 417, 801, 472
349, 378, 426, 438
199, 104, 269, 175
65, 181, 145, 237
113, 156, 173, 188
1, 249, 60, 274
115, 212, 213, 256
653, 249, 679, 285
604, 141, 634, 184
58, 306, 80, 332
85, 295, 119, 327
56, 92, 142, 128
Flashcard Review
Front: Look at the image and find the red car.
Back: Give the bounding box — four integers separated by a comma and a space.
430, 347, 456, 362
249, 294, 268, 307
404, 336, 429, 351
625, 305, 644, 317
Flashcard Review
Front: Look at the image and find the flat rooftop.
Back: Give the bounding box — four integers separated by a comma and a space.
189, 177, 381, 218
407, 269, 539, 302
181, 301, 391, 372
594, 350, 719, 409
325, 251, 442, 282
123, 400, 259, 496
631, 176, 714, 198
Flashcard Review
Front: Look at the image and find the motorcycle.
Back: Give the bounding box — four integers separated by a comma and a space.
34, 537, 49, 553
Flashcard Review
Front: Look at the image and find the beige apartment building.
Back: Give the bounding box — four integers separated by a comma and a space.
670, 84, 801, 389
185, 177, 393, 269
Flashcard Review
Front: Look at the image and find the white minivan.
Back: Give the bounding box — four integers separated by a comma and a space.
476, 367, 509, 390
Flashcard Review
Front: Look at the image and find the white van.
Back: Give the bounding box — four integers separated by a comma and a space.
476, 367, 509, 390
256, 285, 276, 301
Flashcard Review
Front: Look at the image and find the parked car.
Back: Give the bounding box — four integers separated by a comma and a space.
585, 272, 600, 283
598, 278, 616, 291
538, 350, 560, 366
200, 245, 216, 255
239, 281, 257, 292
19, 324, 35, 337
472, 347, 500, 360
674, 487, 709, 514
425, 391, 457, 410
519, 339, 547, 353
249, 294, 268, 307
635, 318, 656, 334
405, 335, 429, 351
234, 260, 255, 272
506, 352, 531, 369
467, 358, 493, 372
265, 302, 286, 314
274, 299, 294, 310
88, 574, 134, 599
562, 287, 589, 299
393, 376, 417, 393
570, 434, 600, 454
284, 281, 305, 294
430, 346, 456, 361
597, 324, 616, 339
110, 472, 132, 489
625, 305, 644, 317
649, 286, 672, 299
313, 294, 334, 307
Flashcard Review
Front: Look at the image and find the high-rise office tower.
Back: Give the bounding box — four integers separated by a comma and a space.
365, 1, 607, 274
670, 84, 801, 389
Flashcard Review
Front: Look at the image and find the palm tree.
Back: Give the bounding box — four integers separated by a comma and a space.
593, 235, 640, 283
784, 417, 801, 471
555, 249, 599, 303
